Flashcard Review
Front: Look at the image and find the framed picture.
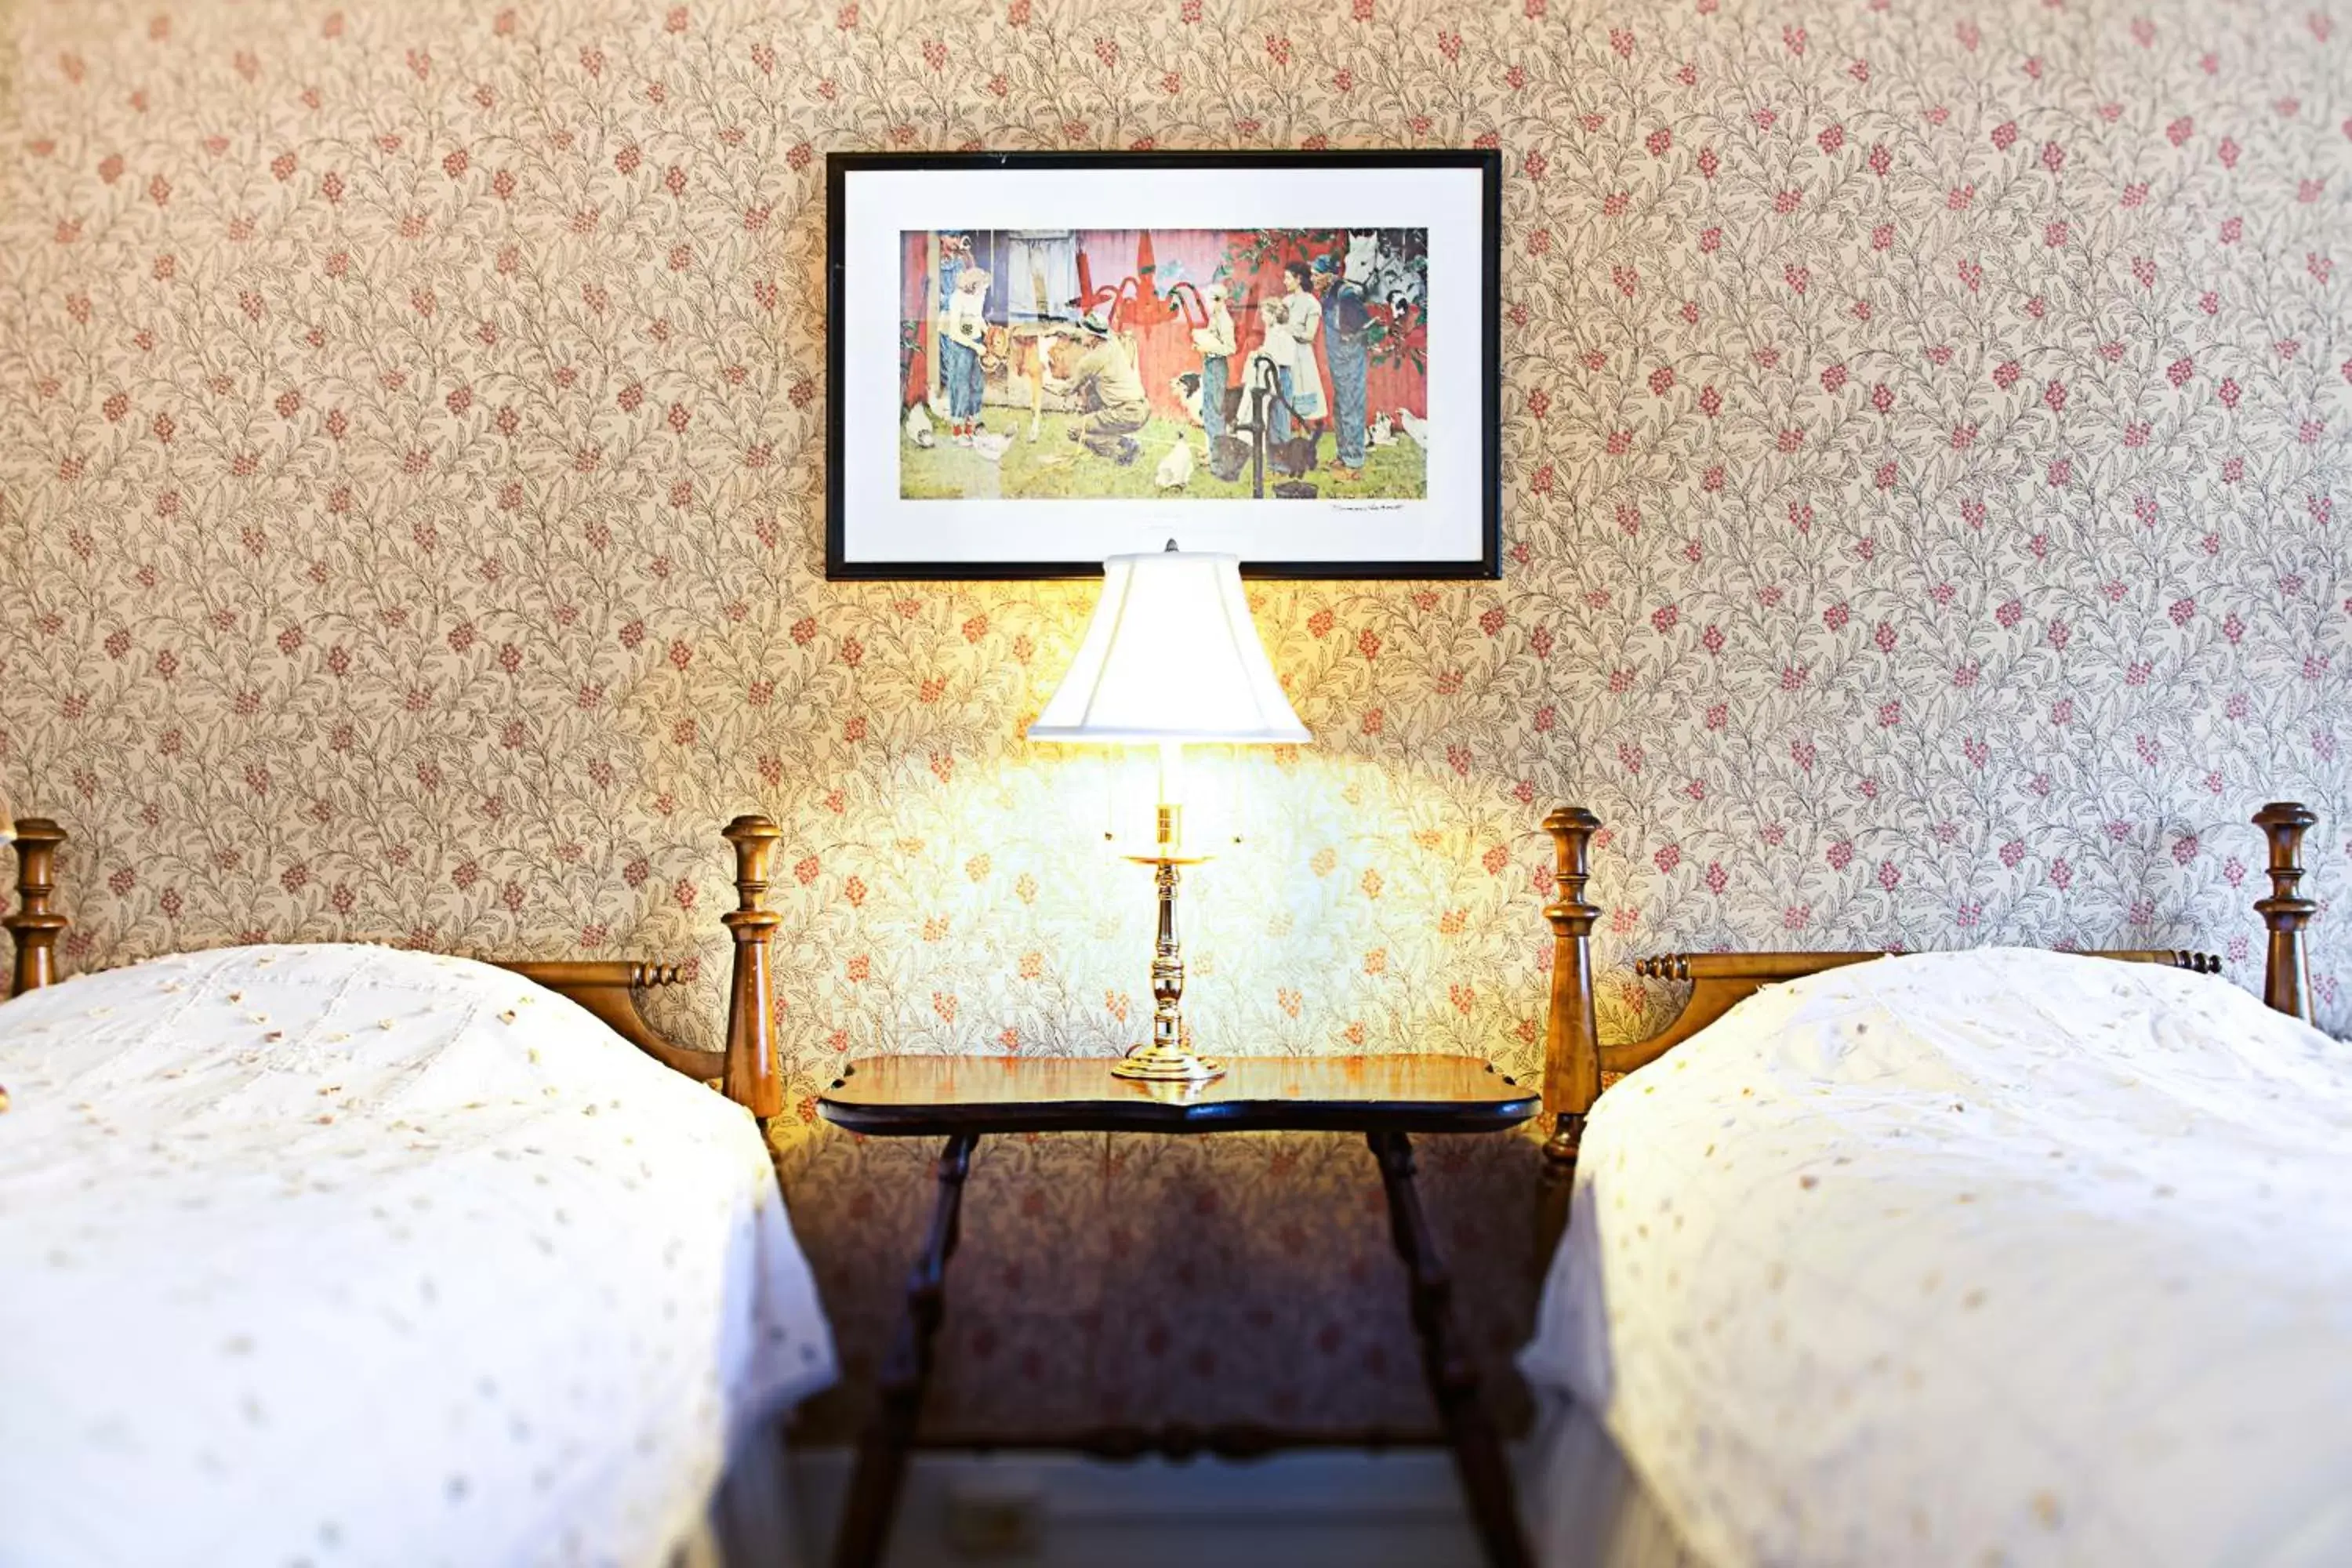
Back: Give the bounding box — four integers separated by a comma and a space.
825, 150, 1502, 580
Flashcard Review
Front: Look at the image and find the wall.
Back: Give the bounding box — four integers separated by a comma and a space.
2, 0, 2345, 1438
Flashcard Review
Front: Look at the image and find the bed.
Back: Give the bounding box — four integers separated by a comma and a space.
1515, 802, 2344, 1568
0, 815, 837, 1568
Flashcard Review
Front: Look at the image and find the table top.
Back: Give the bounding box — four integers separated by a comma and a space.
816, 1054, 1541, 1138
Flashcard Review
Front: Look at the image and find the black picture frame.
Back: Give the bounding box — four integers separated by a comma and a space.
824, 149, 1503, 581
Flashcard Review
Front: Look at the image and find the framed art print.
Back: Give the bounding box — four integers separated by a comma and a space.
825, 150, 1502, 579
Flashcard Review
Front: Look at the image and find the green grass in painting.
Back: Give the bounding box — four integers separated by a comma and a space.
898, 410, 1426, 502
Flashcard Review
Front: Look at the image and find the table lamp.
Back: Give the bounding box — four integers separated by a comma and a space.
1028, 543, 1311, 1082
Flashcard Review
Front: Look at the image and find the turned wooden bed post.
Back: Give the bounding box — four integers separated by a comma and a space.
2253, 800, 2318, 1025
4, 818, 67, 998
721, 813, 786, 1120
1537, 807, 1602, 1243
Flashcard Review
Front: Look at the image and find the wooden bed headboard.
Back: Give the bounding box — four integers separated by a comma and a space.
1537, 800, 2321, 1221
0, 813, 790, 1121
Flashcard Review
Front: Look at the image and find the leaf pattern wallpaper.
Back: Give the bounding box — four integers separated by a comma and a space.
1, 0, 2346, 1436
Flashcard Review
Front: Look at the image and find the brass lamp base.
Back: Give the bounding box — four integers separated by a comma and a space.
1111, 1041, 1227, 1083
1112, 801, 1224, 1084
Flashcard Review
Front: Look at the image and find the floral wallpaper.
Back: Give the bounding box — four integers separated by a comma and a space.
2, 0, 2346, 1439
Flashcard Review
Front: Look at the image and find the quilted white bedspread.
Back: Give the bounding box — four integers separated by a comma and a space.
1521, 949, 2352, 1568
0, 944, 835, 1568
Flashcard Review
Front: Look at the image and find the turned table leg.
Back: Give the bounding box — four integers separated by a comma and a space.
1367, 1129, 1530, 1568
832, 1131, 980, 1568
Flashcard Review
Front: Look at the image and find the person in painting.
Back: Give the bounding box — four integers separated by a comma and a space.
1262, 259, 1323, 445
938, 263, 991, 445
1312, 251, 1372, 481
1044, 310, 1148, 464
935, 230, 974, 306
1191, 281, 1237, 445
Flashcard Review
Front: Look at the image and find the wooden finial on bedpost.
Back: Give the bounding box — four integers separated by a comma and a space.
1538, 806, 1603, 1244
720, 814, 785, 1120
2252, 801, 2318, 1024
4, 818, 67, 999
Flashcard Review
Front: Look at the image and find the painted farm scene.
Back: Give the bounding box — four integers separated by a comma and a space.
898, 227, 1428, 502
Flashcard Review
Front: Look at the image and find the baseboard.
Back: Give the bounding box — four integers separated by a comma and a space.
784, 1445, 1483, 1568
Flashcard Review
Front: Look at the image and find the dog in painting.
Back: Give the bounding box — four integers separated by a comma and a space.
1169, 372, 1206, 426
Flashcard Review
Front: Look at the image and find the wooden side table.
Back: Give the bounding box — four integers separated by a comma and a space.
818, 1054, 1539, 1568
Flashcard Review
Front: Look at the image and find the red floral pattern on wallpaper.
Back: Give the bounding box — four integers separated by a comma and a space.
0, 0, 2345, 1433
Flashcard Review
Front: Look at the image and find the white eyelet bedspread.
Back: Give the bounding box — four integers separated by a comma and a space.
0, 944, 836, 1568
1521, 949, 2352, 1568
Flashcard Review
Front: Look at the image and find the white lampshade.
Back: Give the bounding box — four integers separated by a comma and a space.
1028, 548, 1311, 746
